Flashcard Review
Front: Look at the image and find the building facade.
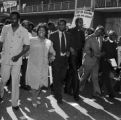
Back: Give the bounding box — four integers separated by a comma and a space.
1, 0, 121, 36
0, 0, 92, 25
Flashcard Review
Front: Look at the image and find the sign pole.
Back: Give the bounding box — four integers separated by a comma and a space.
75, 0, 77, 14
19, 0, 21, 11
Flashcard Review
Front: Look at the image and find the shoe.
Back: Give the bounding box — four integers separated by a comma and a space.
92, 92, 102, 98
32, 103, 37, 108
64, 90, 73, 96
57, 99, 63, 105
12, 106, 19, 110
20, 85, 31, 90
74, 95, 80, 101
109, 94, 115, 99
0, 97, 3, 103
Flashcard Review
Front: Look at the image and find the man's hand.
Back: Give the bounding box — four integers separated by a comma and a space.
70, 47, 76, 55
66, 51, 70, 57
12, 55, 19, 62
49, 56, 55, 63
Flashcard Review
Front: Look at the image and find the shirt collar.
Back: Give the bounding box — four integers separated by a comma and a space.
108, 38, 114, 43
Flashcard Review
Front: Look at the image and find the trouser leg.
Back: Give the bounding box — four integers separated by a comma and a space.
11, 65, 21, 107
91, 63, 101, 94
20, 58, 28, 86
70, 54, 80, 97
80, 65, 91, 91
52, 64, 67, 101
0, 65, 11, 98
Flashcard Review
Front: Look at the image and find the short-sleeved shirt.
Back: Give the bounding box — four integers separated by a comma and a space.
0, 24, 30, 65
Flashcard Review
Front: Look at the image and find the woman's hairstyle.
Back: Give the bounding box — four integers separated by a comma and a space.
36, 23, 48, 38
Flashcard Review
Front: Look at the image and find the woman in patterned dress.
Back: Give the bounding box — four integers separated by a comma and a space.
26, 24, 56, 107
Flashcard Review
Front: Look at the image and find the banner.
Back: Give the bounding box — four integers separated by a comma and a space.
3, 1, 17, 9
71, 9, 94, 28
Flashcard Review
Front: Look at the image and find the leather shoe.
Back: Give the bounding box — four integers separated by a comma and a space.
92, 92, 102, 98
57, 99, 63, 105
74, 96, 80, 101
20, 85, 31, 90
12, 106, 19, 110
109, 94, 115, 99
0, 97, 3, 103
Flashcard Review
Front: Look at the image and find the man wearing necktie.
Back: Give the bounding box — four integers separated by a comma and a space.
79, 25, 104, 97
100, 30, 117, 98
49, 19, 70, 104
61, 32, 66, 54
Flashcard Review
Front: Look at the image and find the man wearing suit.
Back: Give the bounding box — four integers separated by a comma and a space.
64, 18, 85, 101
100, 30, 117, 98
49, 19, 70, 104
79, 26, 104, 97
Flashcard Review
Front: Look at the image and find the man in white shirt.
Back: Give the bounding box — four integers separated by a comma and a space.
0, 11, 30, 110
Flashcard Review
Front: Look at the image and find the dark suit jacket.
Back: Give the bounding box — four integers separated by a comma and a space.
49, 30, 70, 62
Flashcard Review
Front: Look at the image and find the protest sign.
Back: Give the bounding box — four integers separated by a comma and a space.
71, 9, 94, 28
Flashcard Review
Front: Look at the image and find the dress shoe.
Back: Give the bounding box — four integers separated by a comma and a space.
57, 99, 63, 105
64, 89, 73, 96
92, 92, 102, 98
12, 106, 19, 110
20, 85, 31, 90
74, 95, 80, 101
32, 103, 37, 108
109, 94, 115, 99
0, 97, 3, 103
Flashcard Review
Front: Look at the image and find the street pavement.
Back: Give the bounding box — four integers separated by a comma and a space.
0, 83, 121, 120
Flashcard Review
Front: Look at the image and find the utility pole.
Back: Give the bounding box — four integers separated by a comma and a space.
18, 0, 21, 11
91, 0, 95, 11
75, 0, 78, 12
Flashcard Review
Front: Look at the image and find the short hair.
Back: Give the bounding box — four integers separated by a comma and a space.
86, 28, 94, 35
96, 25, 104, 31
5, 18, 11, 25
108, 30, 117, 38
95, 25, 105, 35
21, 20, 29, 26
32, 27, 37, 33
58, 19, 66, 25
36, 23, 48, 38
75, 18, 83, 25
10, 11, 20, 19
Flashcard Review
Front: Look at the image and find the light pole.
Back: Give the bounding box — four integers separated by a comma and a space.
91, 0, 95, 11
75, 0, 77, 12
18, 0, 21, 11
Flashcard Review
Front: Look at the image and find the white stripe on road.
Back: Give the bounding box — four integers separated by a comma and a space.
47, 95, 69, 120
79, 95, 121, 120
115, 97, 121, 102
19, 108, 35, 120
64, 100, 96, 120
6, 107, 18, 120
